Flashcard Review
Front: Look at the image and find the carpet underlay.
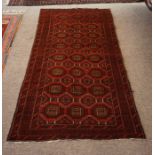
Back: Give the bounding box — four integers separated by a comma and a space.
8, 9, 145, 141
8, 0, 143, 6
2, 15, 21, 72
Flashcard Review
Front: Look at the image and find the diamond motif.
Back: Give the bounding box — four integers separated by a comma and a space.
81, 95, 95, 106
62, 76, 73, 85
81, 76, 93, 86
59, 94, 73, 105
70, 68, 84, 78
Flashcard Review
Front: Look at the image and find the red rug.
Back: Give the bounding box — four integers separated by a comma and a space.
8, 0, 143, 6
2, 15, 22, 72
2, 23, 8, 37
8, 9, 145, 141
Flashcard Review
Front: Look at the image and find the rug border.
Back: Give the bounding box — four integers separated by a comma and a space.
8, 0, 144, 6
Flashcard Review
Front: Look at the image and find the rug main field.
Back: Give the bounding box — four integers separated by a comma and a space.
8, 9, 145, 141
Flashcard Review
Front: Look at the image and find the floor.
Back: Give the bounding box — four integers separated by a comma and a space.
2, 2, 152, 155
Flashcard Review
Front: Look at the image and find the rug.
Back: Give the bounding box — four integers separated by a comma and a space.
2, 15, 22, 71
7, 9, 145, 141
8, 0, 143, 6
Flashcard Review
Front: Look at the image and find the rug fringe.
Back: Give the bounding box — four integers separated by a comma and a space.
7, 138, 151, 143
2, 9, 25, 14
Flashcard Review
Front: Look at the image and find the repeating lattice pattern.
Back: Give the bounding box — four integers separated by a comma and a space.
8, 9, 145, 141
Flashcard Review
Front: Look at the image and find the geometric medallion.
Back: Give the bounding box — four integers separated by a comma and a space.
92, 105, 110, 119
48, 67, 65, 77
69, 84, 86, 96
90, 85, 108, 96
89, 68, 105, 78
70, 68, 84, 77
51, 54, 66, 61
44, 104, 61, 118
59, 94, 73, 105
68, 105, 85, 118
62, 76, 73, 85
70, 54, 84, 62
81, 95, 95, 106
81, 76, 93, 86
46, 84, 65, 95
88, 55, 102, 63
